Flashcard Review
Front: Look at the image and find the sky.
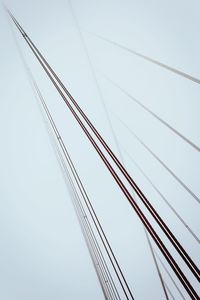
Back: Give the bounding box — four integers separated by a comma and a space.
0, 0, 200, 299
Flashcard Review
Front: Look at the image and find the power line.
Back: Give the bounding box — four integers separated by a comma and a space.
7, 10, 199, 299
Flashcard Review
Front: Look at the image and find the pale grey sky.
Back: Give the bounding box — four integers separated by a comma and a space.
0, 0, 199, 299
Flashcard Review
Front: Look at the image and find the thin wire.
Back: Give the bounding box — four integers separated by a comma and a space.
111, 111, 200, 205
155, 251, 187, 300
10, 12, 200, 280
99, 72, 200, 152
19, 41, 199, 299
67, 4, 173, 297
91, 33, 200, 87
164, 283, 176, 300
60, 154, 116, 300
30, 74, 131, 299
33, 80, 133, 299
10, 31, 116, 300
66, 177, 113, 299
37, 96, 118, 300
7, 18, 129, 298
7, 14, 113, 298
144, 230, 169, 300
29, 68, 121, 299
67, 0, 125, 164
55, 140, 121, 300
7, 10, 200, 299
122, 147, 200, 244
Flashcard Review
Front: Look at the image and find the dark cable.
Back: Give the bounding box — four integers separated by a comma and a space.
7, 10, 199, 299
65, 4, 171, 299
122, 146, 200, 244
111, 111, 200, 205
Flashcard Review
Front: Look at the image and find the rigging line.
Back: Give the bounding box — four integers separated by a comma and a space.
33, 80, 133, 300
82, 230, 112, 300
164, 283, 176, 300
8, 12, 200, 282
111, 111, 200, 206
122, 147, 200, 244
6, 9, 198, 300
144, 230, 169, 300
67, 0, 125, 164
9, 30, 114, 298
8, 11, 200, 294
77, 211, 114, 300
69, 178, 112, 299
67, 4, 169, 297
58, 4, 169, 296
95, 97, 170, 299
70, 186, 118, 300
45, 133, 114, 300
63, 167, 116, 300
11, 37, 200, 300
3, 15, 114, 298
44, 121, 120, 300
99, 105, 194, 300
73, 195, 113, 300
56, 143, 121, 300
8, 17, 129, 295
27, 70, 131, 298
36, 91, 119, 300
99, 72, 199, 152
35, 84, 119, 300
7, 11, 200, 297
8, 27, 112, 298
34, 81, 132, 300
155, 251, 187, 300
21, 30, 200, 281
90, 33, 200, 86
28, 64, 120, 299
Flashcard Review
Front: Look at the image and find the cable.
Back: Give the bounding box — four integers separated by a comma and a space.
67, 0, 125, 163
36, 87, 119, 300
91, 34, 200, 87
155, 251, 187, 300
7, 18, 131, 297
7, 10, 199, 299
59, 152, 117, 300
144, 230, 169, 300
28, 72, 132, 299
99, 72, 199, 152
111, 111, 200, 206
122, 147, 200, 244
34, 80, 134, 299
67, 3, 171, 298
54, 135, 121, 300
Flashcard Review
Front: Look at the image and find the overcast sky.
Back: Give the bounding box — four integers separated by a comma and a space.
0, 0, 200, 299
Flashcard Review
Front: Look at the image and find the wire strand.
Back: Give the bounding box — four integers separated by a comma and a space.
7, 9, 199, 299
